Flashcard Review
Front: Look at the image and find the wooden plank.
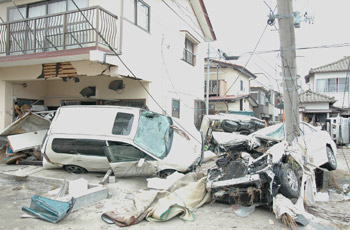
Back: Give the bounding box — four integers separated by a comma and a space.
57, 74, 78, 77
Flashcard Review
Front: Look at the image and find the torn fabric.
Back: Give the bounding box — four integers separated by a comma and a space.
146, 177, 211, 222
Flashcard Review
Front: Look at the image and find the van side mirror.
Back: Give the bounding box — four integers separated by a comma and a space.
137, 158, 145, 167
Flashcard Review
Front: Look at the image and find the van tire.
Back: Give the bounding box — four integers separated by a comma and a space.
64, 165, 87, 174
279, 163, 300, 198
324, 146, 337, 171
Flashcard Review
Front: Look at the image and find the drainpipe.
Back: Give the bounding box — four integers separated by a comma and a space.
119, 0, 124, 54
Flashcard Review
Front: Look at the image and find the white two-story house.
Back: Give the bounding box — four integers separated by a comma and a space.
0, 0, 216, 130
305, 56, 350, 116
204, 59, 257, 115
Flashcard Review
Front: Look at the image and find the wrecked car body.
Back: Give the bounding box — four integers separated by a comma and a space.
206, 122, 337, 206
42, 106, 203, 176
200, 114, 266, 153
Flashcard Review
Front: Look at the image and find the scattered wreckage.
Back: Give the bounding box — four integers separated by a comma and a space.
42, 105, 203, 176
0, 112, 53, 165
206, 122, 338, 207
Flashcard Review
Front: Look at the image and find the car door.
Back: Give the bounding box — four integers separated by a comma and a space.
298, 123, 328, 166
104, 141, 158, 177
74, 139, 110, 172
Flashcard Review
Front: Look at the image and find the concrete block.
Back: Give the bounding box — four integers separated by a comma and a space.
71, 185, 108, 210
69, 178, 88, 196
59, 182, 108, 211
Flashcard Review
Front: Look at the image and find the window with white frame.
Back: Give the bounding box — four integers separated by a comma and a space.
316, 77, 349, 93
124, 0, 150, 32
183, 38, 195, 65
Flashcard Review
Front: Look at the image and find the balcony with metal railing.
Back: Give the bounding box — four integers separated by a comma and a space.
0, 6, 118, 56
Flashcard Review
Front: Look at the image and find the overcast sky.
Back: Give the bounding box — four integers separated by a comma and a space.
204, 0, 350, 91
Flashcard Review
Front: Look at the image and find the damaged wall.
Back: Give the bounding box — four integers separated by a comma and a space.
45, 75, 149, 106
0, 81, 13, 131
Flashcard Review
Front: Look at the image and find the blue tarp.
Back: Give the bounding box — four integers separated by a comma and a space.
22, 195, 75, 223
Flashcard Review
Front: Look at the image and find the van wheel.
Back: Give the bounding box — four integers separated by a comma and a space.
64, 165, 87, 174
279, 163, 300, 198
324, 147, 337, 171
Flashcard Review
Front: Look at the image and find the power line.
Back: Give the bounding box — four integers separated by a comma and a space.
241, 43, 350, 56
209, 23, 269, 110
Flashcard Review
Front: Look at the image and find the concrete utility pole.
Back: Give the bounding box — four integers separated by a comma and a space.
277, 0, 300, 143
206, 42, 210, 115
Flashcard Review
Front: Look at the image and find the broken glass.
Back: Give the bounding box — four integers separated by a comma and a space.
134, 111, 173, 159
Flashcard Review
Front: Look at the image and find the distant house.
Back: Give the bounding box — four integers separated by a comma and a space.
204, 59, 257, 115
0, 0, 216, 130
250, 80, 281, 122
299, 90, 340, 125
305, 56, 350, 116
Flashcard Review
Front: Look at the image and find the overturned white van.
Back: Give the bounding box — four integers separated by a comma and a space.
41, 106, 203, 177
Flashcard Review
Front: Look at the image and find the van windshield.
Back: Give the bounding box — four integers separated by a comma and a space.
134, 111, 173, 159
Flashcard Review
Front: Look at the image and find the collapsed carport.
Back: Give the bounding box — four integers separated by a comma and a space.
0, 60, 150, 130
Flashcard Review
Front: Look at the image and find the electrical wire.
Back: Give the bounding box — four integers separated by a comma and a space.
209, 23, 269, 110
241, 43, 350, 56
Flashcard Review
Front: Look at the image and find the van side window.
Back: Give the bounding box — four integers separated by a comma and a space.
52, 139, 75, 154
104, 142, 154, 162
52, 138, 106, 157
112, 113, 134, 135
76, 139, 106, 156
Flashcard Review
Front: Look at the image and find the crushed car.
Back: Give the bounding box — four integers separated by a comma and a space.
206, 122, 337, 207
41, 105, 203, 176
200, 114, 266, 153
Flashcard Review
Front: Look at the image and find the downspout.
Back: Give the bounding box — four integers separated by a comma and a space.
119, 0, 124, 54
225, 101, 229, 113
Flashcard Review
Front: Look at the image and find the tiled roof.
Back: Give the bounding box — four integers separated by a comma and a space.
207, 59, 257, 79
309, 56, 350, 73
299, 90, 336, 103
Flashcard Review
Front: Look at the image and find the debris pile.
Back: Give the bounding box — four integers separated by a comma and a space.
0, 112, 53, 166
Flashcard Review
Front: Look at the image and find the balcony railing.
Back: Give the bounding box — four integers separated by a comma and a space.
0, 6, 118, 56
205, 79, 227, 97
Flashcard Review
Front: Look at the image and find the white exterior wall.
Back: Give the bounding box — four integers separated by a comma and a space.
302, 102, 330, 110
0, 0, 209, 130
209, 67, 250, 96
208, 65, 251, 113
311, 72, 350, 109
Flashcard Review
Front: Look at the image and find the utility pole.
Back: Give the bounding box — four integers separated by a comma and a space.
277, 0, 300, 143
206, 42, 210, 115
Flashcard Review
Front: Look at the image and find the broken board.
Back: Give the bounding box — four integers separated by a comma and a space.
7, 130, 47, 152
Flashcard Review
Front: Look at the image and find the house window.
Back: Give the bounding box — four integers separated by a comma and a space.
7, 0, 88, 21
183, 38, 195, 65
124, 0, 150, 31
172, 99, 180, 118
240, 99, 243, 111
259, 91, 265, 105
240, 80, 244, 91
316, 78, 349, 93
